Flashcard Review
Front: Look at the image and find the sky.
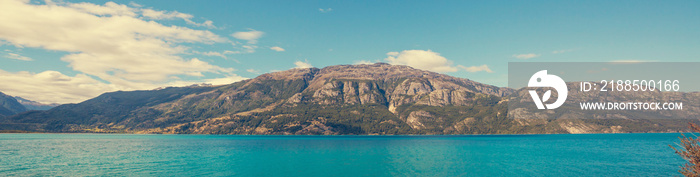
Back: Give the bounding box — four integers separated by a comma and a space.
0, 0, 699, 104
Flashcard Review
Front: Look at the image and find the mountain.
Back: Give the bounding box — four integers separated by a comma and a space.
13, 97, 60, 111
0, 63, 698, 134
0, 63, 513, 134
0, 92, 27, 117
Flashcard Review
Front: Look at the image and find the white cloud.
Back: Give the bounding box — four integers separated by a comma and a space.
458, 64, 493, 73
246, 69, 259, 73
384, 50, 458, 72
294, 60, 313, 69
204, 75, 247, 85
163, 74, 248, 88
231, 29, 264, 44
223, 50, 241, 55
0, 70, 114, 104
354, 60, 375, 65
193, 51, 227, 59
0, 0, 235, 103
197, 20, 215, 28
5, 53, 33, 61
141, 8, 190, 19
242, 45, 257, 53
67, 2, 216, 28
0, 69, 248, 104
201, 51, 226, 58
319, 8, 332, 13
229, 30, 263, 53
141, 8, 215, 28
128, 2, 143, 8
270, 46, 285, 52
68, 2, 138, 17
512, 53, 540, 59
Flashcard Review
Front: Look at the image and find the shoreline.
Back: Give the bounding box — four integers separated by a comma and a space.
0, 131, 690, 136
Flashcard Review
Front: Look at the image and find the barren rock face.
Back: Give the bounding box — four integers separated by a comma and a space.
304, 63, 512, 96
286, 93, 303, 104
302, 63, 512, 115
406, 110, 432, 129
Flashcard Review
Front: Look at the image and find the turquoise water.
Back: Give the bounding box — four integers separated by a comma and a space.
0, 133, 687, 176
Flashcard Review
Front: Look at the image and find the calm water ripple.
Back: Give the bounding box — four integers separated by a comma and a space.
0, 133, 687, 176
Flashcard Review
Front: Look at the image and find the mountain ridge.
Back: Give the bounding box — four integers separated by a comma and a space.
0, 92, 27, 117
1, 63, 697, 134
13, 97, 60, 111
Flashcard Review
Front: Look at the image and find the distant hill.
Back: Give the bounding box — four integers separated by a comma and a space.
13, 97, 60, 111
1, 63, 698, 134
0, 92, 26, 117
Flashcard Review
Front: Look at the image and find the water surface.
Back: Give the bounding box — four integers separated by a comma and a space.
0, 133, 686, 176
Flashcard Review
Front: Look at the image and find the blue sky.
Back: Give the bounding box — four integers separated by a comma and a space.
0, 0, 699, 103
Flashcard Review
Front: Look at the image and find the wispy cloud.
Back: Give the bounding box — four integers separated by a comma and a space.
384, 50, 458, 72
458, 65, 493, 73
193, 51, 226, 58
354, 60, 375, 65
231, 29, 264, 44
294, 60, 313, 69
192, 50, 248, 60
242, 45, 257, 53
68, 2, 216, 28
319, 8, 332, 13
512, 53, 540, 59
5, 53, 33, 61
68, 1, 138, 17
246, 69, 260, 73
223, 50, 241, 55
141, 8, 216, 28
128, 2, 142, 8
204, 75, 248, 85
270, 46, 285, 52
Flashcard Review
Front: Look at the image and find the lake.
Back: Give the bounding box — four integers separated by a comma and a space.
0, 133, 688, 176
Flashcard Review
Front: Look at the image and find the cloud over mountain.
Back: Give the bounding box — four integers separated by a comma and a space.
0, 0, 246, 103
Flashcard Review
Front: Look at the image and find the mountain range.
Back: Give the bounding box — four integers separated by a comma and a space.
0, 63, 697, 134
0, 92, 60, 118
13, 97, 60, 111
0, 92, 27, 117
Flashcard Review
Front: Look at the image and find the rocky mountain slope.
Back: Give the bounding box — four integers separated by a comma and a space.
1, 63, 698, 134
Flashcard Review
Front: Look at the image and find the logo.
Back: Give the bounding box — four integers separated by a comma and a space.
528, 70, 567, 109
